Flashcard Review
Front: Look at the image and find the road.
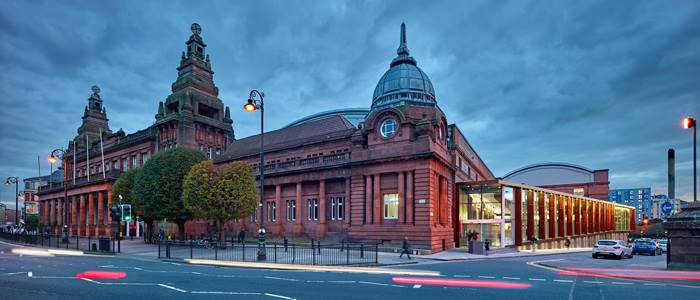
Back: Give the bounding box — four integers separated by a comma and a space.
1, 241, 698, 300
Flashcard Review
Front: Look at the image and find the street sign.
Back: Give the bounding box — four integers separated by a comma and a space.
661, 201, 674, 215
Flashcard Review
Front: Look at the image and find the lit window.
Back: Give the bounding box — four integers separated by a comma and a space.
380, 119, 397, 138
287, 200, 296, 221
307, 198, 318, 221
383, 193, 399, 219
330, 197, 345, 220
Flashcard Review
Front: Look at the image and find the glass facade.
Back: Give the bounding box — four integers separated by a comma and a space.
459, 181, 635, 249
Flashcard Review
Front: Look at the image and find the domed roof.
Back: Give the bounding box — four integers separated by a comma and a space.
371, 23, 436, 110
284, 108, 369, 128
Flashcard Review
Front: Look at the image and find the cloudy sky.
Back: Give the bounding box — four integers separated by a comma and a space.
1, 0, 698, 207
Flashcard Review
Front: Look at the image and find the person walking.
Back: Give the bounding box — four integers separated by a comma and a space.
238, 229, 246, 244
400, 237, 412, 260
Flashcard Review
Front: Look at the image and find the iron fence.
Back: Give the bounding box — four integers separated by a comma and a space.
158, 239, 378, 266
0, 232, 117, 254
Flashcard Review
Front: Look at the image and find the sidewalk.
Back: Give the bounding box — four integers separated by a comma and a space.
410, 247, 591, 262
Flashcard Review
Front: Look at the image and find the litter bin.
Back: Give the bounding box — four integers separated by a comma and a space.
99, 237, 111, 252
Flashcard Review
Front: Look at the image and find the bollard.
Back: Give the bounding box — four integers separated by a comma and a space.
274, 242, 277, 263
292, 244, 296, 264
312, 242, 316, 265
215, 242, 218, 260
190, 240, 193, 259
76, 236, 79, 250
158, 240, 161, 259
360, 244, 364, 258
346, 243, 350, 264
242, 242, 246, 261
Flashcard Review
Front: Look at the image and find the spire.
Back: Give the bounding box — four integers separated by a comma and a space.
390, 22, 417, 67
397, 22, 409, 56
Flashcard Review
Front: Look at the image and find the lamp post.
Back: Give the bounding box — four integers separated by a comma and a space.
683, 117, 696, 202
49, 148, 70, 241
4, 176, 19, 226
244, 89, 267, 261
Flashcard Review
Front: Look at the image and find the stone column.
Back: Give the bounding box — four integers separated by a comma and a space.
319, 180, 326, 224
373, 174, 381, 224
97, 191, 104, 236
79, 194, 86, 236
549, 193, 556, 239
344, 177, 351, 224
398, 172, 405, 224
406, 171, 414, 225
538, 192, 546, 240
57, 199, 63, 227
295, 182, 302, 225
365, 176, 372, 224
275, 185, 281, 225
88, 193, 95, 236
72, 196, 79, 235
106, 190, 112, 237
526, 190, 534, 240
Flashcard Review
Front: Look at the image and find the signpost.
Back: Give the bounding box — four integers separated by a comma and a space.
661, 201, 674, 215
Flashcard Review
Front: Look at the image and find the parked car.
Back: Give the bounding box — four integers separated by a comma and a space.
633, 240, 662, 256
657, 239, 668, 252
592, 240, 633, 259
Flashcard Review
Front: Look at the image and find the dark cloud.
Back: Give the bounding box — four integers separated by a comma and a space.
1, 0, 698, 206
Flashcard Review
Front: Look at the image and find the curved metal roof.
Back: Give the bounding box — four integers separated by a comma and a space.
503, 162, 595, 179
284, 108, 369, 128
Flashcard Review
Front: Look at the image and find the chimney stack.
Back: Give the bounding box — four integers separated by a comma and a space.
668, 148, 675, 199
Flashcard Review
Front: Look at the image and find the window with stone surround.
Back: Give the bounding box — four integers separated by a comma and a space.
286, 200, 296, 221
383, 193, 399, 219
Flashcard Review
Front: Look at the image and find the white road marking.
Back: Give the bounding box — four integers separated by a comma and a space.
413, 284, 422, 288
611, 282, 633, 285
391, 285, 405, 288
264, 293, 296, 300
453, 275, 471, 278
158, 283, 187, 293
306, 280, 325, 283
643, 283, 666, 286
526, 259, 564, 272
98, 265, 113, 268
554, 280, 574, 283
191, 271, 201, 275
191, 291, 261, 295
327, 280, 356, 283
503, 277, 520, 280
478, 276, 495, 279
264, 276, 300, 282
359, 281, 389, 286
583, 281, 603, 284
2, 272, 27, 276
134, 267, 143, 270
528, 278, 546, 281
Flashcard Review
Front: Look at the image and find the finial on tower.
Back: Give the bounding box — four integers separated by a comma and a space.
397, 22, 409, 56
91, 85, 100, 95
191, 23, 202, 36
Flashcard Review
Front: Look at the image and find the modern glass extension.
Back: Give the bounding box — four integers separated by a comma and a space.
456, 180, 636, 249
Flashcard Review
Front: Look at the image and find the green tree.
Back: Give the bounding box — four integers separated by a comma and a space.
183, 161, 258, 245
111, 168, 142, 216
25, 214, 39, 231
133, 148, 206, 239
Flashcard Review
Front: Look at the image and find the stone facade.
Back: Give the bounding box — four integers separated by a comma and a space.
37, 23, 234, 236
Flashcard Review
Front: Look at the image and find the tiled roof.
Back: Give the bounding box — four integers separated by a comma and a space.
217, 115, 356, 162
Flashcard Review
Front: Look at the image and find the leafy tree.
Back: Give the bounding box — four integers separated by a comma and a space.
183, 161, 258, 245
25, 214, 38, 231
111, 168, 142, 216
133, 148, 206, 239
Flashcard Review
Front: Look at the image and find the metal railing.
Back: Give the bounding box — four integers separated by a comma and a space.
158, 239, 378, 266
0, 232, 117, 254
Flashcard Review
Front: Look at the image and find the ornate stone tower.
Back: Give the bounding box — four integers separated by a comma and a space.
73, 85, 112, 152
154, 23, 234, 158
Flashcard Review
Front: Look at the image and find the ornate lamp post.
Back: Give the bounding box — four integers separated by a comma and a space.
683, 117, 697, 202
244, 89, 267, 261
4, 176, 19, 226
49, 148, 70, 241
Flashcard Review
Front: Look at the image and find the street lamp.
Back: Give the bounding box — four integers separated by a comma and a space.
243, 89, 266, 261
4, 176, 19, 226
49, 148, 70, 241
682, 116, 696, 202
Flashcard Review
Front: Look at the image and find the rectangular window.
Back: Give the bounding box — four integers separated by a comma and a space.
122, 159, 128, 171
131, 155, 137, 168
269, 202, 276, 222
286, 200, 296, 221
337, 197, 344, 220
313, 199, 319, 220
142, 153, 149, 164
307, 199, 312, 221
383, 193, 399, 219
250, 207, 257, 223
307, 199, 318, 221
330, 197, 336, 220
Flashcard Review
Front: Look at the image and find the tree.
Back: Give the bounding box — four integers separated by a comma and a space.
25, 214, 38, 232
133, 148, 206, 240
111, 168, 148, 239
183, 161, 258, 245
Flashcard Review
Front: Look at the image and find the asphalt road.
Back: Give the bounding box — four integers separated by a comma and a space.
1, 241, 698, 300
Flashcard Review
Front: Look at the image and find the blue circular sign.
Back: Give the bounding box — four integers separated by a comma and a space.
661, 201, 673, 214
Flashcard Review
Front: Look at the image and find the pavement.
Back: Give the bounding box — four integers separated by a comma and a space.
1, 238, 699, 299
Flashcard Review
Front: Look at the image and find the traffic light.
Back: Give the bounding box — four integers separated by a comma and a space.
121, 204, 132, 222
110, 205, 121, 222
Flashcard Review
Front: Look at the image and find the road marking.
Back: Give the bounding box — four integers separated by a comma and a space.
98, 265, 113, 268
158, 283, 187, 293
554, 280, 574, 283
306, 280, 325, 283
643, 283, 666, 286
264, 293, 296, 300
359, 281, 389, 286
28, 272, 32, 277
611, 282, 633, 285
134, 267, 143, 270
1, 272, 26, 276
453, 275, 471, 278
526, 259, 564, 272
413, 284, 422, 288
528, 278, 546, 281
391, 284, 405, 288
191, 291, 261, 295
503, 277, 520, 280
478, 276, 495, 279
583, 281, 603, 284
327, 280, 356, 283
191, 271, 201, 275
264, 276, 300, 282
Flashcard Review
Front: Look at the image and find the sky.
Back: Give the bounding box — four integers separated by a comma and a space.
1, 0, 699, 208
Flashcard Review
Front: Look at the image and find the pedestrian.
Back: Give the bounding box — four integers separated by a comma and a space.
564, 237, 571, 249
284, 236, 289, 252
238, 229, 246, 244
399, 237, 412, 260
530, 237, 538, 253
484, 239, 490, 256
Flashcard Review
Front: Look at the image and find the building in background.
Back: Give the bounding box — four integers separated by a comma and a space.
36, 23, 234, 237
502, 163, 610, 200
609, 187, 651, 224
650, 194, 683, 220
0, 203, 6, 225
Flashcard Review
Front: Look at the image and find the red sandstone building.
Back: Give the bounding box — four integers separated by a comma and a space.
35, 23, 634, 253
36, 23, 233, 237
